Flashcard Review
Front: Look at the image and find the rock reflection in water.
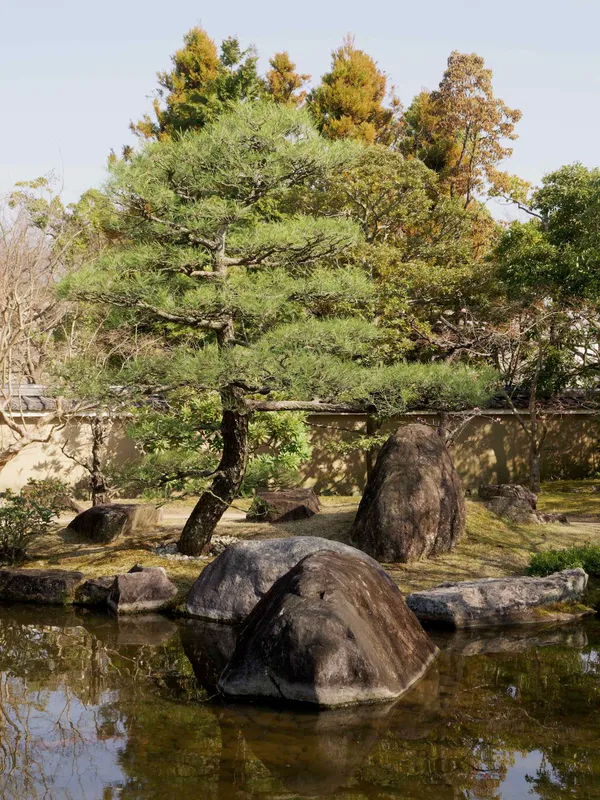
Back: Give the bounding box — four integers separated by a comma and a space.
180, 618, 239, 691
433, 622, 589, 655
224, 701, 398, 796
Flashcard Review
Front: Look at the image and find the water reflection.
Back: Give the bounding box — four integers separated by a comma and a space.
0, 607, 599, 799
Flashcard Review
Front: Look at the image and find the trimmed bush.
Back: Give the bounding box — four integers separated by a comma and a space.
528, 546, 600, 578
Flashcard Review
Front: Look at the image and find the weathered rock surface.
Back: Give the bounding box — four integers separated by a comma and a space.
350, 424, 466, 562
484, 495, 539, 523
482, 489, 569, 525
75, 576, 115, 607
478, 483, 537, 508
107, 565, 178, 614
218, 550, 439, 707
0, 568, 84, 605
247, 489, 320, 523
68, 503, 161, 543
406, 568, 588, 628
185, 536, 386, 622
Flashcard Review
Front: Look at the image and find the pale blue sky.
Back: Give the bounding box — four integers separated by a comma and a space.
2, 0, 598, 219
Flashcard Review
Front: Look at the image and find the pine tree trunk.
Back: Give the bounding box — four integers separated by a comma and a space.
178, 387, 249, 556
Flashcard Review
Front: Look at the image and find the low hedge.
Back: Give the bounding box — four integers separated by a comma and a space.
528, 545, 600, 578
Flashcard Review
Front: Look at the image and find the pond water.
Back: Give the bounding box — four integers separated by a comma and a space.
0, 606, 599, 799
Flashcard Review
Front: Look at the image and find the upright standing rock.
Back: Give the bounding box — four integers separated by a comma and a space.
350, 424, 465, 562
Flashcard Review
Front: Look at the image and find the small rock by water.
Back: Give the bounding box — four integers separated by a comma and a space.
75, 576, 115, 606
107, 566, 178, 614
0, 568, 84, 605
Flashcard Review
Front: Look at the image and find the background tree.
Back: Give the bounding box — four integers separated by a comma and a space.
490, 166, 600, 489
66, 102, 495, 555
131, 27, 263, 140
402, 51, 522, 206
326, 145, 499, 354
419, 163, 600, 491
308, 36, 401, 145
0, 181, 83, 472
266, 52, 310, 106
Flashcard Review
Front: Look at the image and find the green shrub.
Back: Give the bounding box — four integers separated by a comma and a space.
527, 545, 600, 578
0, 480, 67, 565
246, 496, 271, 522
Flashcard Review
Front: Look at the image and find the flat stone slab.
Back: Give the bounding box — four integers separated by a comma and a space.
0, 568, 84, 605
108, 566, 178, 614
219, 551, 438, 707
185, 536, 387, 623
247, 489, 320, 523
68, 503, 161, 543
406, 568, 588, 628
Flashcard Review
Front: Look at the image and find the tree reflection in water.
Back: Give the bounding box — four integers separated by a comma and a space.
0, 607, 599, 798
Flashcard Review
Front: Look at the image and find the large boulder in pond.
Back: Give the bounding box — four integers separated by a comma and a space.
350, 424, 465, 562
0, 568, 84, 605
185, 536, 385, 623
247, 489, 320, 523
68, 503, 161, 543
406, 568, 589, 628
218, 550, 438, 707
107, 566, 178, 614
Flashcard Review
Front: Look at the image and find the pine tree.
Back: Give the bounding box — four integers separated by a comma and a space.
66, 103, 495, 554
308, 36, 401, 145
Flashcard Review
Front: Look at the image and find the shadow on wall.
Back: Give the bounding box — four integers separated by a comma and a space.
300, 415, 367, 495
0, 411, 598, 495
299, 412, 600, 493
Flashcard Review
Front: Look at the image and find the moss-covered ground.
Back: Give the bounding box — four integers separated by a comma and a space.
23, 482, 600, 602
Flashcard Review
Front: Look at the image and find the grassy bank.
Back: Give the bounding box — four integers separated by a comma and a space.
24, 486, 600, 600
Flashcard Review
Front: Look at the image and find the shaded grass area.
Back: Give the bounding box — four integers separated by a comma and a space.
25, 485, 600, 601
